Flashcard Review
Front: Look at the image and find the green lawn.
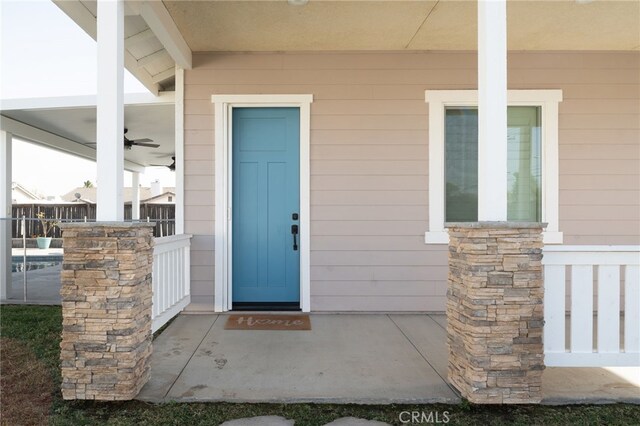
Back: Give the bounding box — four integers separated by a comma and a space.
1, 305, 639, 426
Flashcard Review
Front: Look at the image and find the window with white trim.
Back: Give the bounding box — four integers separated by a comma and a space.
424, 90, 563, 244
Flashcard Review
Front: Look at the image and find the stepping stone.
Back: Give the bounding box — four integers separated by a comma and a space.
323, 418, 391, 426
220, 416, 295, 426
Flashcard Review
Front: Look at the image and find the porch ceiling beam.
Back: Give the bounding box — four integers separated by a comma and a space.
125, 28, 155, 48
133, 1, 192, 70
0, 116, 145, 173
0, 92, 174, 112
477, 0, 508, 221
96, 0, 125, 221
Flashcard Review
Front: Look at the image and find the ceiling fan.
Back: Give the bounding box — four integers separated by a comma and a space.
85, 128, 160, 149
124, 128, 159, 149
150, 156, 175, 171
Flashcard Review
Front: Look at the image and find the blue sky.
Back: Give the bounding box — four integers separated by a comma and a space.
1, 0, 175, 196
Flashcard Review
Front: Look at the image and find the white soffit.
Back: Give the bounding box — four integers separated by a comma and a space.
1, 94, 175, 170
163, 0, 640, 52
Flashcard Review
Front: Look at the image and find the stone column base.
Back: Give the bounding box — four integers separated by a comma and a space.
446, 222, 546, 404
59, 223, 154, 400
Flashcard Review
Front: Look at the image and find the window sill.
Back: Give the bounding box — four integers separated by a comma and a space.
425, 230, 564, 245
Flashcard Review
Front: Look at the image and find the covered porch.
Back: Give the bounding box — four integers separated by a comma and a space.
138, 313, 640, 404
3, 0, 637, 405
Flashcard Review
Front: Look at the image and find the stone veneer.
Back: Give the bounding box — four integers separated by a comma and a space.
446, 222, 546, 404
59, 223, 155, 400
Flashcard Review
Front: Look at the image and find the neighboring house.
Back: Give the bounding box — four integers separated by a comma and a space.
61, 186, 176, 204
140, 192, 175, 204
41, 195, 65, 203
11, 182, 40, 203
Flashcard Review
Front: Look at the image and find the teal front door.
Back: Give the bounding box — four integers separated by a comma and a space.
232, 107, 300, 304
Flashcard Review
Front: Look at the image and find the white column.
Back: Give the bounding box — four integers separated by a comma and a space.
175, 65, 185, 234
131, 172, 141, 220
96, 0, 125, 221
0, 131, 12, 299
477, 0, 508, 221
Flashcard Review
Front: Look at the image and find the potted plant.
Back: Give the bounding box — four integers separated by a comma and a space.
35, 212, 59, 249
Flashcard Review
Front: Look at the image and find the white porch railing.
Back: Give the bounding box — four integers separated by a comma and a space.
543, 245, 640, 367
152, 234, 192, 333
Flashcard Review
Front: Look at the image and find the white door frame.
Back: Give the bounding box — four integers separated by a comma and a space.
212, 94, 313, 312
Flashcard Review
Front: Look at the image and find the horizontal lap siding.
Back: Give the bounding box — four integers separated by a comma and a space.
551, 53, 640, 245
184, 51, 640, 311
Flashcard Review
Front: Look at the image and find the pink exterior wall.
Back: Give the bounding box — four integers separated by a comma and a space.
183, 51, 640, 311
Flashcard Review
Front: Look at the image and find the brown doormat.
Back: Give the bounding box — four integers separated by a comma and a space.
224, 314, 311, 331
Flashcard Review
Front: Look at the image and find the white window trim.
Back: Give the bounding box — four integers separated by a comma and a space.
424, 89, 563, 244
212, 94, 313, 312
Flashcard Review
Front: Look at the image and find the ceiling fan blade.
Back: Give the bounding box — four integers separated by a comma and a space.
130, 138, 154, 143
149, 161, 175, 171
131, 142, 161, 148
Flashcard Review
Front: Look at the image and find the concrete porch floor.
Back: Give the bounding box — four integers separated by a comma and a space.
138, 313, 458, 404
137, 314, 640, 405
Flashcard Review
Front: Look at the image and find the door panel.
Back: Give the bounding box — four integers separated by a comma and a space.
232, 107, 300, 303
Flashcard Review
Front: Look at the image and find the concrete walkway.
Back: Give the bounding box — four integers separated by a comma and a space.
138, 313, 640, 405
543, 366, 640, 404
138, 314, 459, 404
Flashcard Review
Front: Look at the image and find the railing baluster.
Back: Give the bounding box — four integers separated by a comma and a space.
544, 264, 566, 353
598, 265, 620, 353
163, 251, 168, 310
162, 252, 167, 312
184, 245, 190, 302
571, 265, 594, 353
170, 249, 176, 305
625, 265, 640, 354
153, 255, 158, 318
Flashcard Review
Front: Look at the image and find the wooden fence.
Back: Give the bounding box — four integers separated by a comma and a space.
11, 203, 175, 238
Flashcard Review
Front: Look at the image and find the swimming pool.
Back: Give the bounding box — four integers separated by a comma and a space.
12, 261, 62, 273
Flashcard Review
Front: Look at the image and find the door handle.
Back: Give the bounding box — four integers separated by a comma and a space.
291, 224, 299, 251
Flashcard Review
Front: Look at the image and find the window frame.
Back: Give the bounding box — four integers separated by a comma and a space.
424, 90, 563, 244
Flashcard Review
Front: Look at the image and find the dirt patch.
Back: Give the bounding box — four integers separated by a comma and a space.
0, 337, 54, 426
